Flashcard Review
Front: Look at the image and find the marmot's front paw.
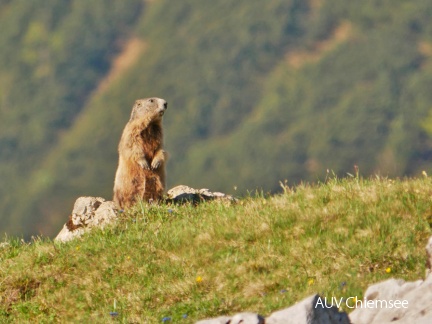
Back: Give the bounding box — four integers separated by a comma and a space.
138, 158, 150, 170
151, 159, 161, 170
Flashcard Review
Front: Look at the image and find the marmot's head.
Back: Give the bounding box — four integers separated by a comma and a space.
129, 97, 167, 122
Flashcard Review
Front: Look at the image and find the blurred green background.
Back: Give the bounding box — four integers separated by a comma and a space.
1, 0, 432, 238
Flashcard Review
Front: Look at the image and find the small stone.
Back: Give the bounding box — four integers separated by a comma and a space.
195, 316, 231, 324
231, 313, 265, 324
166, 185, 236, 204
54, 197, 118, 243
266, 294, 350, 324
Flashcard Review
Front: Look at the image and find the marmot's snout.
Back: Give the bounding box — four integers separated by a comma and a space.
159, 100, 167, 116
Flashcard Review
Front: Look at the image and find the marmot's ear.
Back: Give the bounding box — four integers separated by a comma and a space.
129, 103, 138, 121
130, 100, 144, 121
129, 109, 136, 121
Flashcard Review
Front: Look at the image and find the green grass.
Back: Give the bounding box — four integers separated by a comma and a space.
1, 176, 432, 323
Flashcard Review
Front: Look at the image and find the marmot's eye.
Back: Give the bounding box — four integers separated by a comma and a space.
149, 99, 154, 103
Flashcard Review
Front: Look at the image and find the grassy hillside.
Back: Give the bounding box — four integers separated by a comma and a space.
1, 177, 431, 322
3, 0, 432, 238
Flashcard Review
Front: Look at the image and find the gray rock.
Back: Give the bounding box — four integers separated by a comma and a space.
266, 294, 350, 324
55, 197, 118, 242
195, 313, 264, 324
348, 278, 430, 324
167, 185, 236, 204
195, 316, 231, 324
348, 235, 432, 323
230, 312, 265, 324
195, 295, 348, 324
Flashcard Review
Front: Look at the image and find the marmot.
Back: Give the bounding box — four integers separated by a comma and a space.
113, 97, 168, 209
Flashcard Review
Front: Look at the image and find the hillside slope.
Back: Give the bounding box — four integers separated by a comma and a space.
0, 177, 431, 322
2, 0, 432, 237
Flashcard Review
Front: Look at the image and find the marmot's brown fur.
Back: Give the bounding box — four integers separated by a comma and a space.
113, 97, 168, 209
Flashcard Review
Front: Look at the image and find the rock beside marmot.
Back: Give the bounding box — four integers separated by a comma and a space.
113, 97, 168, 209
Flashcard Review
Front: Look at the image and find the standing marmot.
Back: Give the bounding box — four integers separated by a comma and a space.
113, 97, 168, 209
